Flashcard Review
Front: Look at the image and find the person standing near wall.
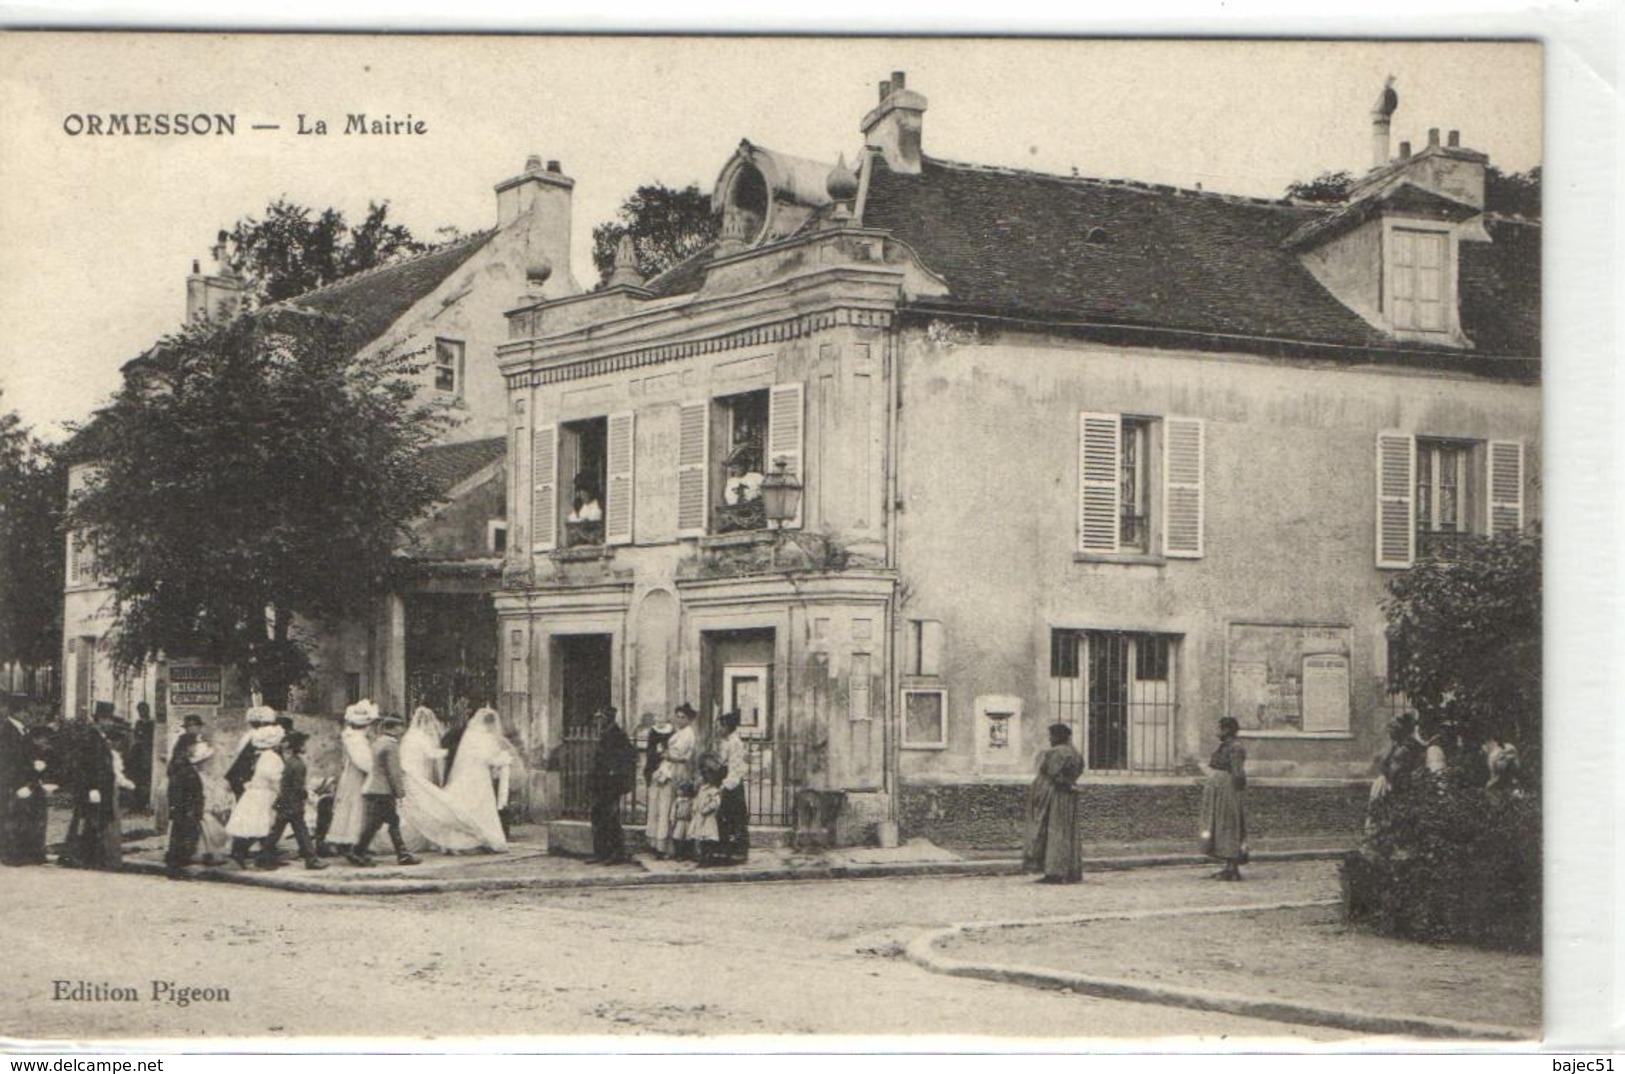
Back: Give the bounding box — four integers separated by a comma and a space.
585, 706, 637, 865
714, 710, 749, 864
1023, 722, 1084, 884
1199, 716, 1249, 881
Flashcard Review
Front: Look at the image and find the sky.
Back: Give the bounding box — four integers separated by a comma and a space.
0, 36, 1543, 437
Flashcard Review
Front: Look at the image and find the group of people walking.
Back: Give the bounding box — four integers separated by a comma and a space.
1022, 717, 1251, 884
586, 701, 750, 868
163, 698, 516, 877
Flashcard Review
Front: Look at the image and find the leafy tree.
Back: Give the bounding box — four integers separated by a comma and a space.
1485, 164, 1541, 218
1284, 164, 1541, 216
0, 397, 65, 677
1382, 528, 1541, 769
591, 182, 716, 287
1284, 169, 1355, 203
227, 199, 428, 306
68, 314, 452, 708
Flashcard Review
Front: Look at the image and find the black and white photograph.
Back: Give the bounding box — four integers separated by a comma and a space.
0, 24, 1615, 1058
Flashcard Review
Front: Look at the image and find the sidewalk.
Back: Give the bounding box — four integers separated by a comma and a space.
108, 823, 1350, 895
908, 897, 1539, 1041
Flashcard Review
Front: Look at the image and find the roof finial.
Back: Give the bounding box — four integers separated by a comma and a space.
826, 153, 859, 224
605, 233, 644, 288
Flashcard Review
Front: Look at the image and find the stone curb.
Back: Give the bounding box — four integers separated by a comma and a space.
904, 899, 1532, 1042
111, 846, 1346, 895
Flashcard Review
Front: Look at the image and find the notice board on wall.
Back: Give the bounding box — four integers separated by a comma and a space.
1227, 624, 1351, 734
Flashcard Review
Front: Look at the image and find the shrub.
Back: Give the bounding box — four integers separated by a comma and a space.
1342, 774, 1541, 952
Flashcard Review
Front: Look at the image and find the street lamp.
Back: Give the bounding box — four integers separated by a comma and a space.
760, 456, 803, 567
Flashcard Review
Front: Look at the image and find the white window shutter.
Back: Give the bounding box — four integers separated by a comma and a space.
1376, 432, 1415, 568
1162, 416, 1205, 558
1390, 230, 1416, 329
1486, 440, 1525, 536
769, 382, 806, 529
68, 533, 80, 585
676, 401, 709, 537
605, 411, 636, 546
532, 424, 557, 552
1078, 412, 1120, 554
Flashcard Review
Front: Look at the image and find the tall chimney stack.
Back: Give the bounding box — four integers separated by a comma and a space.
495, 153, 581, 298
1370, 75, 1399, 169
861, 69, 929, 175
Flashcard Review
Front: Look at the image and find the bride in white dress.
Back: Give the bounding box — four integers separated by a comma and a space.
443, 707, 514, 853
398, 706, 484, 853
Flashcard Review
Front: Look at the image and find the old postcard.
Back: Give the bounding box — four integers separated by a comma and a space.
0, 28, 1603, 1055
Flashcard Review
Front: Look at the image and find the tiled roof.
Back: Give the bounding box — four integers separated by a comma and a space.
862, 156, 1540, 357
279, 230, 495, 344
644, 241, 716, 299
419, 435, 505, 495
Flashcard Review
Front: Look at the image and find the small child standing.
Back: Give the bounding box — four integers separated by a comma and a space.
691, 756, 725, 867
670, 780, 696, 861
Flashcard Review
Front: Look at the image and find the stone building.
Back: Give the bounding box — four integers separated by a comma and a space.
495, 73, 1537, 846
61, 156, 582, 798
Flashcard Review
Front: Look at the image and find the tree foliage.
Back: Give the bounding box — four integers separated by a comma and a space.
228, 199, 428, 306
68, 314, 452, 707
1382, 529, 1541, 766
1283, 165, 1541, 216
1284, 170, 1355, 203
0, 397, 65, 671
591, 182, 717, 287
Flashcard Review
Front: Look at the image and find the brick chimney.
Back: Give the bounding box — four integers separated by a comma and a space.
861, 70, 928, 175
495, 154, 581, 296
185, 230, 246, 323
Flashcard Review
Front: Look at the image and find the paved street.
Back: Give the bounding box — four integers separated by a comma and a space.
1, 859, 1358, 1043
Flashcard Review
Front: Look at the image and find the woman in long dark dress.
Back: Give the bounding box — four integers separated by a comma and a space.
1023, 722, 1084, 883
1199, 716, 1249, 881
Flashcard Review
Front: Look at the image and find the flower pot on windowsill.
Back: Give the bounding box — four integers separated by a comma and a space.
713, 500, 766, 534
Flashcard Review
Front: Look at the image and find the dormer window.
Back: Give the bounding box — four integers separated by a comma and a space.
1389, 228, 1449, 333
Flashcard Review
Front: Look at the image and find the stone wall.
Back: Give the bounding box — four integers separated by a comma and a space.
899, 780, 1368, 850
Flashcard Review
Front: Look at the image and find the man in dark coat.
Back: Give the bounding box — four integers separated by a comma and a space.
131, 702, 155, 809
164, 735, 206, 879
59, 716, 120, 870
259, 732, 326, 871
585, 707, 637, 865
1, 704, 31, 865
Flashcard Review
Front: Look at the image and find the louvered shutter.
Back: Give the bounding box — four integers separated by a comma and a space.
68, 533, 80, 585
605, 411, 636, 546
676, 401, 709, 537
768, 382, 805, 529
1078, 412, 1121, 554
1376, 432, 1415, 568
1414, 232, 1448, 332
1390, 230, 1416, 329
532, 424, 557, 552
1486, 440, 1525, 536
1162, 416, 1205, 558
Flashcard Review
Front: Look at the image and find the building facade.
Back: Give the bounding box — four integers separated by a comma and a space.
61, 156, 583, 803
501, 73, 1537, 844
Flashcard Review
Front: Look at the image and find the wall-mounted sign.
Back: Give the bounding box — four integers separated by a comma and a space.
168, 664, 223, 707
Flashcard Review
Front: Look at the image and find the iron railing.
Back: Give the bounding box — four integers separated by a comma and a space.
1050, 629, 1180, 774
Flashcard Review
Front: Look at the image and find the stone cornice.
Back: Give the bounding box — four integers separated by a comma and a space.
676, 569, 897, 608
502, 305, 895, 388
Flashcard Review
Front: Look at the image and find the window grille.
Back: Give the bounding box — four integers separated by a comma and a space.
1050, 629, 1179, 773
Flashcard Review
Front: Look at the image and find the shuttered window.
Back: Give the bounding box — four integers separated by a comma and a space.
1077, 412, 1121, 554
1486, 440, 1525, 535
532, 424, 558, 552
1375, 432, 1416, 568
768, 383, 805, 529
1162, 416, 1205, 558
604, 411, 635, 545
676, 401, 709, 537
1079, 412, 1204, 558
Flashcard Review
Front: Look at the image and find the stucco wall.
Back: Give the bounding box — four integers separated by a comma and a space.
893, 325, 1540, 785
899, 779, 1368, 849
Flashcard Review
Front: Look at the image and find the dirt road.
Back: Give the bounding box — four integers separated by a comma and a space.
2, 859, 1356, 1044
